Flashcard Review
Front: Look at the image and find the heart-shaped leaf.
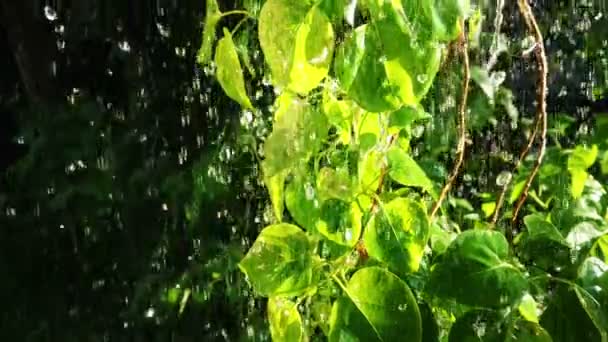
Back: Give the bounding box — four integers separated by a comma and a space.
329, 267, 422, 341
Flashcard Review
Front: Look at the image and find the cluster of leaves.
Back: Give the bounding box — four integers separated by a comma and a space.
199, 0, 608, 341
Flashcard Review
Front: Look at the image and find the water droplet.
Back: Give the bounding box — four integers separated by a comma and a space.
416, 74, 428, 83
397, 303, 408, 311
44, 6, 58, 21
496, 171, 512, 186
305, 183, 315, 200
118, 40, 131, 52
156, 22, 171, 37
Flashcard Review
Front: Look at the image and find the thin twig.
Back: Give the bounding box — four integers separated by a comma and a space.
491, 117, 541, 224
430, 19, 470, 219
510, 0, 548, 228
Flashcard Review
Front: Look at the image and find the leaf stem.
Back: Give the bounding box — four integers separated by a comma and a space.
510, 0, 548, 234
430, 19, 470, 219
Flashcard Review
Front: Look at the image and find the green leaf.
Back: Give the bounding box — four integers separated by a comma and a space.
265, 171, 286, 222
368, 0, 443, 104
429, 221, 457, 255
429, 230, 528, 307
389, 105, 431, 133
358, 150, 384, 194
317, 167, 353, 202
448, 310, 505, 342
387, 147, 435, 197
518, 293, 540, 323
268, 297, 304, 342
565, 222, 605, 251
335, 24, 401, 112
567, 145, 598, 199
258, 0, 334, 94
197, 0, 222, 65
591, 234, 608, 261
316, 199, 361, 247
363, 198, 430, 274
285, 175, 320, 231
323, 91, 354, 144
215, 28, 253, 109
517, 215, 570, 271
424, 0, 470, 42
540, 284, 602, 342
507, 321, 553, 342
239, 224, 317, 296
263, 93, 328, 176
575, 257, 608, 335
329, 267, 422, 342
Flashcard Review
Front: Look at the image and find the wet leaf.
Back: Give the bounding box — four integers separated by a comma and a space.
575, 257, 608, 335
215, 28, 253, 109
329, 267, 422, 341
387, 146, 435, 197
258, 0, 334, 94
239, 224, 317, 296
363, 198, 430, 274
285, 175, 321, 231
268, 297, 305, 341
448, 310, 505, 342
429, 230, 528, 307
197, 0, 222, 65
316, 199, 361, 247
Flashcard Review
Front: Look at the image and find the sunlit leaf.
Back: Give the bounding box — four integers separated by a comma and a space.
567, 145, 598, 199
317, 167, 353, 202
215, 28, 253, 109
285, 175, 321, 231
329, 267, 422, 342
316, 199, 361, 247
239, 224, 317, 296
268, 297, 305, 341
197, 0, 222, 65
264, 93, 328, 176
265, 170, 286, 222
429, 230, 528, 307
518, 293, 540, 323
259, 0, 334, 94
387, 146, 435, 197
363, 198, 430, 274
335, 24, 401, 112
507, 321, 553, 342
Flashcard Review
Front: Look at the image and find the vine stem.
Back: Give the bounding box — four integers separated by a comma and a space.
510, 0, 548, 230
430, 19, 470, 219
491, 118, 541, 225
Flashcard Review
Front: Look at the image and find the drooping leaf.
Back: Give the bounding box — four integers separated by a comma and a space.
258, 0, 334, 94
429, 230, 528, 307
239, 224, 317, 296
329, 267, 422, 342
285, 175, 321, 231
316, 199, 361, 247
575, 257, 608, 335
268, 297, 304, 342
387, 146, 436, 197
517, 215, 570, 270
567, 145, 598, 199
335, 24, 401, 112
363, 198, 430, 274
265, 171, 286, 222
197, 0, 222, 65
215, 28, 253, 109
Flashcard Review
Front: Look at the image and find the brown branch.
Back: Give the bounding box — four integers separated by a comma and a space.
510, 0, 548, 228
430, 19, 470, 219
491, 117, 541, 225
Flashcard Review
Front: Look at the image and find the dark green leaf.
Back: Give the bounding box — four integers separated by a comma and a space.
317, 199, 361, 247
429, 230, 528, 307
575, 257, 608, 335
448, 310, 505, 342
329, 267, 422, 342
